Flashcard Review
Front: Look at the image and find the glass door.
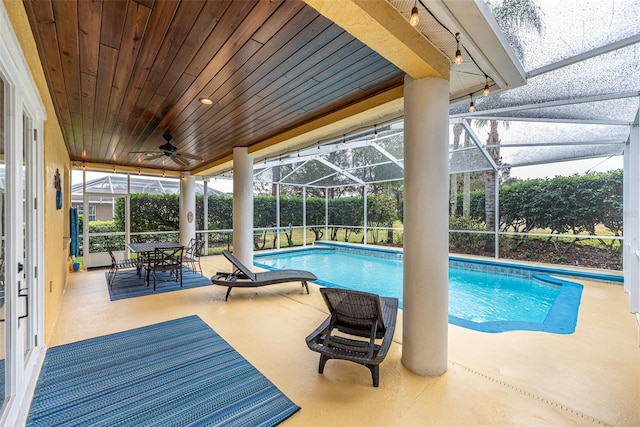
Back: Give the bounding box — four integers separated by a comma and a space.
0, 68, 43, 424
20, 112, 36, 361
0, 9, 45, 423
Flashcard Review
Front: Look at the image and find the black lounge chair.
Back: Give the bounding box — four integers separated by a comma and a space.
211, 250, 317, 301
305, 288, 398, 387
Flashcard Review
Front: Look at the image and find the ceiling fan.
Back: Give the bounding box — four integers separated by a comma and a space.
132, 134, 202, 166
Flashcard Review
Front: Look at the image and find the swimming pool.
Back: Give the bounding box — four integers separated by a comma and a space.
254, 243, 620, 334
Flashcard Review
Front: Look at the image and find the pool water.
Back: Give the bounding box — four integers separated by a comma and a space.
254, 245, 586, 334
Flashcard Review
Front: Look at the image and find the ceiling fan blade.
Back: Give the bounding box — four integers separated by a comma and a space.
171, 155, 189, 166
179, 152, 202, 161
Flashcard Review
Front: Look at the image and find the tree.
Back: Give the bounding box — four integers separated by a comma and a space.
462, 131, 472, 218
488, 0, 545, 63
474, 119, 507, 230
477, 0, 544, 230
450, 124, 463, 216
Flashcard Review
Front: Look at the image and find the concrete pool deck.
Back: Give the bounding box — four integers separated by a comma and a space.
50, 253, 639, 426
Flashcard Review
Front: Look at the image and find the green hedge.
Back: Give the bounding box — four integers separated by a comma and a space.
90, 170, 620, 254
454, 170, 622, 240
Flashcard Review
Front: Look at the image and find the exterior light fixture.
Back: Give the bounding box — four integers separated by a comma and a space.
483, 75, 490, 96
199, 98, 213, 105
468, 94, 475, 112
342, 134, 346, 146
455, 32, 462, 65
374, 124, 378, 138
410, 1, 419, 26
162, 169, 165, 177
317, 142, 320, 151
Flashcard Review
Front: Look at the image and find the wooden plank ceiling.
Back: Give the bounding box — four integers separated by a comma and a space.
23, 0, 404, 172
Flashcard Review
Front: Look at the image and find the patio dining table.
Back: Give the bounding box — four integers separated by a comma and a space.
126, 241, 181, 254
125, 242, 184, 284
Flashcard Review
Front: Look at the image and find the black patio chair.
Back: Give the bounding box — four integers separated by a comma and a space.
107, 247, 137, 288
183, 239, 204, 275
305, 288, 398, 387
145, 246, 184, 292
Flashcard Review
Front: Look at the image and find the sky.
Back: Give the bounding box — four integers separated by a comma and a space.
508, 155, 623, 180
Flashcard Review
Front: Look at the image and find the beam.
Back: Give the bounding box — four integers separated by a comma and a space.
450, 91, 640, 119
304, 0, 449, 80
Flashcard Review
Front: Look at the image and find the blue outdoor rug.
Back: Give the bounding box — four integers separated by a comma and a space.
27, 315, 300, 426
107, 267, 212, 301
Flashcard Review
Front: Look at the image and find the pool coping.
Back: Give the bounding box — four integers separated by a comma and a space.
253, 242, 618, 334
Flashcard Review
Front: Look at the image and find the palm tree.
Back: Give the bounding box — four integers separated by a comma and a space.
450, 124, 463, 215
488, 0, 544, 63
475, 119, 508, 229
479, 0, 544, 231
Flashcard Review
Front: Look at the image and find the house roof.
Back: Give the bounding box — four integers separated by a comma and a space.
71, 175, 221, 197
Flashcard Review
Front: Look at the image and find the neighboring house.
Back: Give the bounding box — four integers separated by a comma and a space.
71, 175, 220, 222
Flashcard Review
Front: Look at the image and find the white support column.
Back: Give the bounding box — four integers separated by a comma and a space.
494, 174, 499, 258
203, 179, 209, 251
402, 75, 449, 376
125, 174, 131, 257
179, 173, 196, 246
624, 122, 639, 316
233, 147, 254, 267
303, 186, 307, 246
276, 183, 281, 250
325, 190, 329, 241
623, 141, 630, 294
82, 169, 89, 261
363, 184, 368, 245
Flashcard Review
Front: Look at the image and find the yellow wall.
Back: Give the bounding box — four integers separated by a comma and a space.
4, 0, 72, 343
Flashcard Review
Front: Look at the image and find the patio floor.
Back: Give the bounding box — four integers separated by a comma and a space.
49, 254, 639, 426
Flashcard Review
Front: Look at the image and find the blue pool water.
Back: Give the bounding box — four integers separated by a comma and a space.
253, 244, 595, 334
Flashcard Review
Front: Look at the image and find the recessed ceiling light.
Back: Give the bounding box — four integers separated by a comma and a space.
199, 98, 213, 105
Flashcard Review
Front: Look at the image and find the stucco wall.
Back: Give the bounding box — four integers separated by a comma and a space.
4, 0, 72, 344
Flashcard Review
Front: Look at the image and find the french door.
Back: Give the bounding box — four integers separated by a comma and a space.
0, 6, 45, 424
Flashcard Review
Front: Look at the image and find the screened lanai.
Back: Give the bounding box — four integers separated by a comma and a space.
71, 175, 219, 197
211, 0, 640, 322
226, 0, 638, 188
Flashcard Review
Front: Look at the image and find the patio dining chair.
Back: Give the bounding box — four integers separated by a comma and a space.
145, 246, 184, 292
305, 288, 398, 387
107, 247, 137, 287
183, 239, 204, 274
